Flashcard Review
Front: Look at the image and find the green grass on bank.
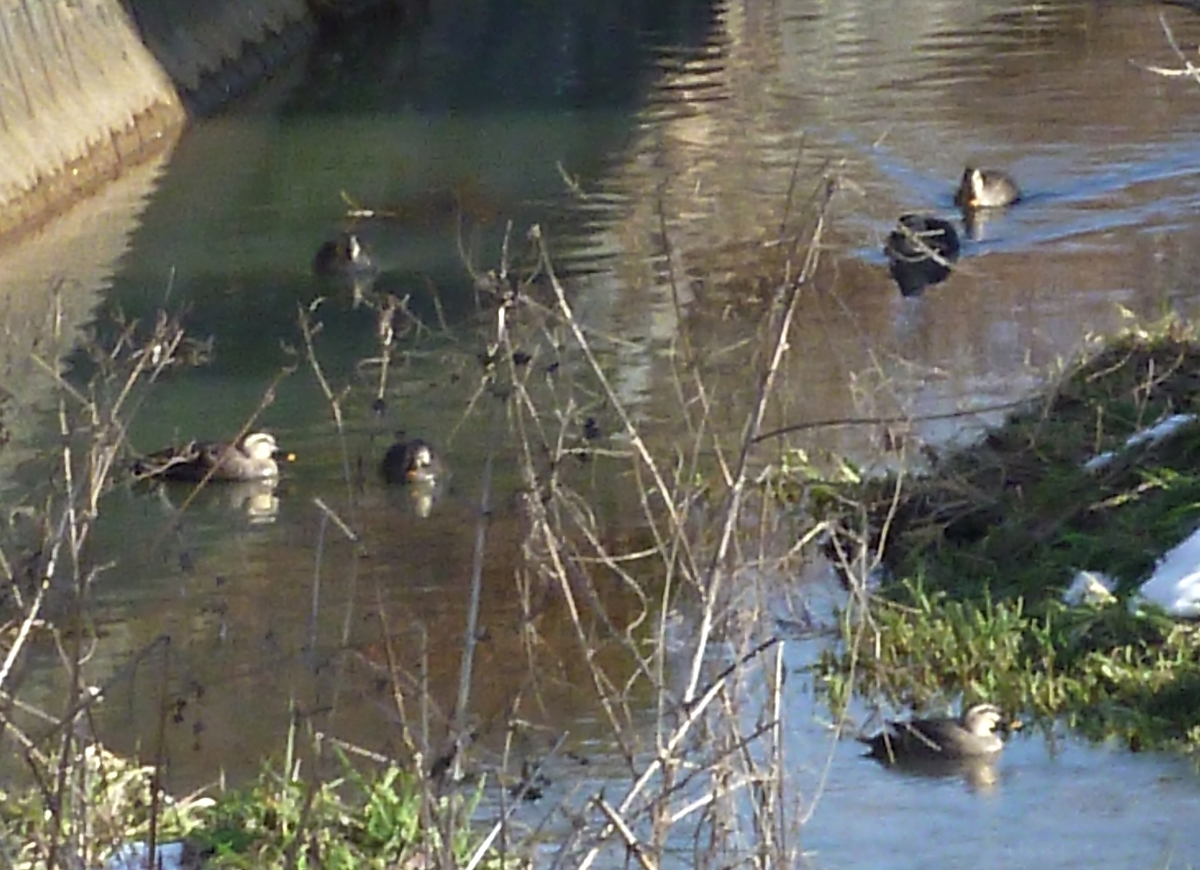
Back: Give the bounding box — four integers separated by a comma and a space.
804, 319, 1200, 752
194, 754, 490, 869
0, 740, 500, 870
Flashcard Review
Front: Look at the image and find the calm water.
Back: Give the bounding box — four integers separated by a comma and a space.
4, 0, 1200, 866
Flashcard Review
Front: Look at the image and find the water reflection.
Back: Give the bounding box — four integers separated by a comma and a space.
143, 479, 283, 526
865, 754, 1001, 793
0, 154, 171, 481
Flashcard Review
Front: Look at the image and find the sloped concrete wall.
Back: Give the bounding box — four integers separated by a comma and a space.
0, 1, 182, 239
0, 0, 313, 243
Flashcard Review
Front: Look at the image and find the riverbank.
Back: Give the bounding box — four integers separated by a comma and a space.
812, 317, 1200, 753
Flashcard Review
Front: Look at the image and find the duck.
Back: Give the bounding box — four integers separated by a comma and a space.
381, 438, 444, 486
859, 703, 1008, 763
883, 214, 961, 297
313, 232, 376, 277
132, 432, 289, 482
954, 167, 1021, 210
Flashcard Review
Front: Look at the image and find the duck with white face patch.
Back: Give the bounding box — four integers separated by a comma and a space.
859, 703, 1012, 763
132, 432, 292, 482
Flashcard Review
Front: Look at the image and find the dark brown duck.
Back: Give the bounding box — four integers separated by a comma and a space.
381, 438, 444, 486
883, 213, 961, 297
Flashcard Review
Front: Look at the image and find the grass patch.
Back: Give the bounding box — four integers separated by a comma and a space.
0, 744, 202, 869
812, 318, 1200, 752
0, 738, 499, 870
193, 752, 490, 869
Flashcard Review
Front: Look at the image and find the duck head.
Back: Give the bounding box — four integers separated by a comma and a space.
959, 167, 986, 205
314, 232, 376, 276
381, 438, 444, 487
241, 432, 281, 462
955, 166, 1020, 210
961, 703, 1003, 737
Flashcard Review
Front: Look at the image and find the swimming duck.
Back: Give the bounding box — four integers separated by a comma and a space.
381, 438, 444, 486
954, 167, 1021, 210
132, 432, 288, 482
313, 232, 376, 277
883, 214, 961, 297
860, 703, 1007, 762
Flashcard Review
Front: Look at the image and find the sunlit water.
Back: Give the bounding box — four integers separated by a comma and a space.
4, 0, 1200, 865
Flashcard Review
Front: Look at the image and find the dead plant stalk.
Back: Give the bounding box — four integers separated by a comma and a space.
686, 182, 833, 702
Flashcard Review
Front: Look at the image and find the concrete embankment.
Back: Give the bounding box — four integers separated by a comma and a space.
0, 0, 315, 242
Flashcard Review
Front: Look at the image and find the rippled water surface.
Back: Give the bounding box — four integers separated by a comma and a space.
5, 0, 1200, 866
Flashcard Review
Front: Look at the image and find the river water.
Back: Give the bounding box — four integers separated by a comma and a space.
4, 0, 1200, 866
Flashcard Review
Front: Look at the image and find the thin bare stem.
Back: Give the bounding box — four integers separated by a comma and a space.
685, 181, 835, 703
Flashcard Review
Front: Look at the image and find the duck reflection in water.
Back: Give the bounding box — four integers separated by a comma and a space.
148, 479, 283, 525
883, 214, 961, 297
871, 752, 1000, 791
961, 207, 994, 241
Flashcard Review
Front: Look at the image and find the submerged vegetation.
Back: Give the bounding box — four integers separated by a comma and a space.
814, 317, 1200, 753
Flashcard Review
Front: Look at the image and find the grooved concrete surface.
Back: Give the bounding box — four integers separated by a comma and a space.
0, 0, 313, 242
